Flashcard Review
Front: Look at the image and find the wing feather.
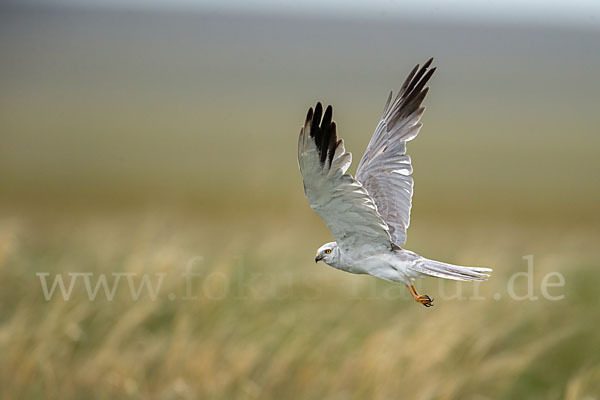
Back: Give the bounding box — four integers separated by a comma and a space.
298, 103, 392, 254
356, 58, 436, 246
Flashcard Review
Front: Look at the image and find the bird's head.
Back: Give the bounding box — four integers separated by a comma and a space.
315, 242, 338, 265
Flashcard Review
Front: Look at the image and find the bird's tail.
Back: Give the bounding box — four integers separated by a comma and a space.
414, 257, 492, 281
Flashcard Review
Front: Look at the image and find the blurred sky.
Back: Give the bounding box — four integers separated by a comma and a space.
20, 0, 600, 29
1, 0, 599, 222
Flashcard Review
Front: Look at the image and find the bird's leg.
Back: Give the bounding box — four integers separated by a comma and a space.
406, 283, 434, 307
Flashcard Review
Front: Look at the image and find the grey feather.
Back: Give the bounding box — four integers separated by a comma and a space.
298, 103, 393, 255
356, 59, 435, 246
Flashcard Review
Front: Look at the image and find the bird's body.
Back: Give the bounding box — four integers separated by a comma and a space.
299, 58, 491, 307
341, 250, 421, 283
318, 242, 489, 285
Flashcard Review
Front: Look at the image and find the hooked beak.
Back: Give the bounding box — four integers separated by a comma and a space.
315, 254, 323, 263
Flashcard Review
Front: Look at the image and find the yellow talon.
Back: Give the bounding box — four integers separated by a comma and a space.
406, 284, 434, 307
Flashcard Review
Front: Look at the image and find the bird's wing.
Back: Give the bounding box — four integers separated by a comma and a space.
355, 58, 435, 246
298, 102, 393, 255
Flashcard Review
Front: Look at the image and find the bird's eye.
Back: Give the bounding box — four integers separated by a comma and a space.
325, 249, 331, 254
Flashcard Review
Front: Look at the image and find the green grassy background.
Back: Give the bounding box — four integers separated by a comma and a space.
1, 4, 600, 399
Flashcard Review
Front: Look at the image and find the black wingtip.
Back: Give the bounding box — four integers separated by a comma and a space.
311, 102, 323, 136
387, 58, 436, 126
323, 120, 337, 165
423, 57, 434, 69
322, 105, 333, 127
305, 107, 313, 125
304, 102, 339, 167
314, 102, 323, 122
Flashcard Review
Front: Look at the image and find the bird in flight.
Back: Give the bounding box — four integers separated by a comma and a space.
297, 58, 491, 307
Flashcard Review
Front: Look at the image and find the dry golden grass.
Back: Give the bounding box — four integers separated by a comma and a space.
1, 206, 598, 399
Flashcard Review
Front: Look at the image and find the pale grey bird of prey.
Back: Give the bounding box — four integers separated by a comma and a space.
297, 58, 491, 307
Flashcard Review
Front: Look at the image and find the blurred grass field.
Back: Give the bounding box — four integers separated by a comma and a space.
1, 4, 600, 399
1, 208, 600, 399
